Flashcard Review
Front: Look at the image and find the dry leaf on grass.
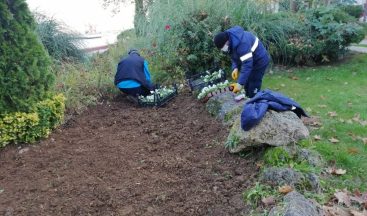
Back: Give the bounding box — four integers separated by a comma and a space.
314, 135, 322, 141
361, 138, 367, 145
302, 117, 322, 127
261, 196, 276, 206
318, 104, 327, 108
353, 114, 361, 122
329, 137, 340, 143
323, 205, 351, 216
279, 185, 293, 194
350, 210, 367, 216
328, 111, 338, 117
290, 76, 299, 80
327, 167, 347, 175
335, 190, 352, 207
347, 148, 359, 155
350, 192, 367, 207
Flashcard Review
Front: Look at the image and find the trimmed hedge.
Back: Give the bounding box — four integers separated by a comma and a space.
0, 94, 65, 147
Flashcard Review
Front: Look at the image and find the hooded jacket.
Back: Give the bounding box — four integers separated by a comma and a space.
114, 53, 152, 90
226, 26, 269, 86
241, 89, 308, 131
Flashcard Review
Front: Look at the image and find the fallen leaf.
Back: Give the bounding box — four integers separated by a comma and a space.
352, 114, 361, 122
302, 116, 322, 127
290, 76, 299, 80
327, 167, 347, 175
350, 210, 367, 216
261, 196, 276, 206
320, 95, 326, 100
328, 111, 338, 117
329, 137, 340, 143
335, 190, 352, 207
335, 169, 347, 175
323, 205, 350, 216
314, 135, 322, 141
347, 148, 359, 155
361, 138, 367, 145
279, 185, 293, 194
256, 162, 264, 169
318, 104, 327, 108
360, 121, 367, 127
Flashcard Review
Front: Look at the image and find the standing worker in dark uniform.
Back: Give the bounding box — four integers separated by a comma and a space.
114, 49, 154, 97
214, 26, 270, 98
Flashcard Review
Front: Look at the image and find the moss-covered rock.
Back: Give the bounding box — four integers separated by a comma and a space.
225, 111, 309, 153
206, 92, 247, 126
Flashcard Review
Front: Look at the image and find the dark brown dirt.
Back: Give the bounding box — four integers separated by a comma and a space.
0, 92, 259, 216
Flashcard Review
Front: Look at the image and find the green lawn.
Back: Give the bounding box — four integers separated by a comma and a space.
264, 54, 367, 192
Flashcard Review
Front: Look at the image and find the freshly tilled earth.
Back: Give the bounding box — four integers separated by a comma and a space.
0, 92, 259, 216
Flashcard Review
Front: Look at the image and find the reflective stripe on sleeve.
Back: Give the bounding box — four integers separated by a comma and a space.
251, 37, 259, 52
240, 52, 253, 62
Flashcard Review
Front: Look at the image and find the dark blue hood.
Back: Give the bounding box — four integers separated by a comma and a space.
226, 26, 246, 49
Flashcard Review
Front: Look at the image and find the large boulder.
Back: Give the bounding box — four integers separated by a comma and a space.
269, 191, 324, 216
225, 110, 309, 153
206, 92, 247, 126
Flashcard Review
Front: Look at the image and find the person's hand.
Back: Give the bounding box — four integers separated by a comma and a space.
231, 68, 239, 80
230, 83, 243, 93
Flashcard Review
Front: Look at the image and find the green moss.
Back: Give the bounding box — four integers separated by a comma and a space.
225, 133, 240, 149
264, 147, 293, 166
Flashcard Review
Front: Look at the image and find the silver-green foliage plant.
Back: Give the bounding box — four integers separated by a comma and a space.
35, 13, 86, 63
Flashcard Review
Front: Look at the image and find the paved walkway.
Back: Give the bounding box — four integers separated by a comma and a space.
349, 39, 367, 53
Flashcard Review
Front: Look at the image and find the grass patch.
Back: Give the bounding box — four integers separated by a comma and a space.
264, 53, 367, 192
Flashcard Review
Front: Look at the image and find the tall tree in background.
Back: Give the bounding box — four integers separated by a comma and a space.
101, 0, 153, 35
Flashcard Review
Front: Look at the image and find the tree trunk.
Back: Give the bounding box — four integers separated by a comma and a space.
290, 0, 298, 12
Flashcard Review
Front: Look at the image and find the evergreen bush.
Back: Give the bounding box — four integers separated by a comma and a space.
0, 0, 54, 113
0, 94, 65, 147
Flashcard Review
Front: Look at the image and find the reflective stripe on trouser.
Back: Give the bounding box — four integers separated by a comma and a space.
245, 64, 268, 98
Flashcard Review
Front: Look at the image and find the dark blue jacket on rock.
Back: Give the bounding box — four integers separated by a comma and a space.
226, 26, 269, 86
114, 53, 153, 90
241, 89, 308, 131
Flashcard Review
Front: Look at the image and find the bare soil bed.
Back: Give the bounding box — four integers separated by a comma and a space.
0, 92, 259, 216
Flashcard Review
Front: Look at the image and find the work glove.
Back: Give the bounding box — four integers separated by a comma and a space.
230, 83, 243, 94
231, 68, 239, 80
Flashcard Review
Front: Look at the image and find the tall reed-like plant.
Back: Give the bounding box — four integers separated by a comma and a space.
34, 13, 86, 63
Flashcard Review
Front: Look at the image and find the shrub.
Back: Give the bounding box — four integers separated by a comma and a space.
253, 7, 364, 64
303, 7, 365, 61
35, 13, 87, 63
0, 94, 65, 147
340, 4, 364, 19
0, 0, 54, 113
139, 0, 256, 79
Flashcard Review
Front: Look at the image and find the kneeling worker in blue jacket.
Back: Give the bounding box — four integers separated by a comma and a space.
214, 26, 270, 98
114, 49, 154, 97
